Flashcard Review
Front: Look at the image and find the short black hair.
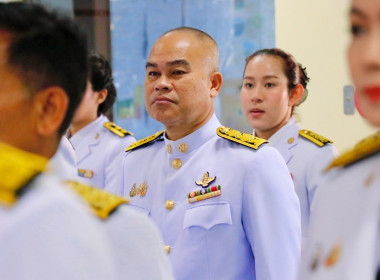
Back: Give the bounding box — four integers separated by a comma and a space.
0, 2, 88, 135
88, 52, 116, 116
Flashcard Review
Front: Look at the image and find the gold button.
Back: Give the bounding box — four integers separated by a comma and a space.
95, 133, 100, 139
287, 137, 294, 144
164, 245, 171, 254
172, 158, 182, 169
178, 143, 188, 153
165, 200, 175, 210
167, 144, 172, 154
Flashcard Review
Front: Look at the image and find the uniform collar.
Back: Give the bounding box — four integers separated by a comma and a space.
164, 114, 220, 157
252, 117, 296, 147
70, 115, 108, 149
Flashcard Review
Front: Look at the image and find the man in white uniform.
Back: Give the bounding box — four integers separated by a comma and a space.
108, 27, 301, 280
0, 3, 117, 279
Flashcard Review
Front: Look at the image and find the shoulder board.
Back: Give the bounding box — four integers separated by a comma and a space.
126, 130, 165, 152
104, 122, 134, 138
325, 131, 380, 171
216, 126, 268, 150
0, 143, 47, 207
65, 180, 128, 219
299, 129, 333, 147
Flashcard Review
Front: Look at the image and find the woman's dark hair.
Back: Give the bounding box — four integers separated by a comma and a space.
244, 48, 310, 106
88, 52, 116, 116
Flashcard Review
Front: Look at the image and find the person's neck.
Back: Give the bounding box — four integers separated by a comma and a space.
69, 116, 99, 137
165, 111, 213, 141
3, 136, 59, 159
255, 114, 292, 140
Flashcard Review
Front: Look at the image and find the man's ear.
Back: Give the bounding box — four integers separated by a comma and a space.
33, 86, 68, 136
210, 71, 223, 98
289, 84, 304, 106
96, 89, 108, 105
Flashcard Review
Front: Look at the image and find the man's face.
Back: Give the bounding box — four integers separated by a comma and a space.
144, 32, 217, 135
0, 31, 35, 151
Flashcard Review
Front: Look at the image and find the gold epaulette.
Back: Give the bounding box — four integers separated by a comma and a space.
299, 129, 333, 147
0, 143, 47, 207
216, 126, 268, 150
126, 130, 165, 152
65, 180, 129, 219
325, 131, 380, 171
104, 122, 134, 138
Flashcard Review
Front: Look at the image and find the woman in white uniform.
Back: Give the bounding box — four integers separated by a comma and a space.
68, 53, 136, 189
240, 48, 338, 241
300, 0, 380, 279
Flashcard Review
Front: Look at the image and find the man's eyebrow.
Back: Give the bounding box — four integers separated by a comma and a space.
167, 59, 190, 67
146, 62, 157, 69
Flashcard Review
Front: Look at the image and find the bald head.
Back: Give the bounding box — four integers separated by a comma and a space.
157, 27, 219, 73
144, 26, 223, 140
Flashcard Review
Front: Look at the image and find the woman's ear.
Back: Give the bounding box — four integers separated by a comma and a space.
33, 86, 68, 137
96, 89, 108, 105
210, 71, 223, 98
289, 84, 304, 106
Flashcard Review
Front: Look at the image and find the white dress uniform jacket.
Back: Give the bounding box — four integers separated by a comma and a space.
0, 145, 117, 280
69, 115, 136, 189
110, 114, 301, 280
52, 140, 175, 280
299, 132, 380, 280
257, 118, 338, 239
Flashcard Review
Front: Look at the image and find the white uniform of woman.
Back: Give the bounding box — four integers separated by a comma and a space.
254, 117, 338, 240
69, 114, 135, 189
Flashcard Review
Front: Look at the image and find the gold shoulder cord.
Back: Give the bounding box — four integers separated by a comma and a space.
126, 130, 165, 152
299, 129, 333, 147
104, 122, 134, 138
216, 126, 267, 150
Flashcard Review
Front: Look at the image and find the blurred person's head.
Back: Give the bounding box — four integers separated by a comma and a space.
0, 2, 87, 157
348, 0, 380, 127
71, 53, 116, 134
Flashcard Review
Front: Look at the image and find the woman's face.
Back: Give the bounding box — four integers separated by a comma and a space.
348, 0, 380, 127
240, 55, 296, 139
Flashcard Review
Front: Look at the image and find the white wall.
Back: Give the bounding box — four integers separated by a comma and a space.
275, 0, 377, 152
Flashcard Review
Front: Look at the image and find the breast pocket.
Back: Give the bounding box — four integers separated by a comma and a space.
183, 201, 232, 230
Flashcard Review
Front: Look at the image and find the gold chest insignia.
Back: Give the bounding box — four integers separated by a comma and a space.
104, 122, 133, 138
299, 129, 333, 147
65, 180, 128, 219
137, 181, 148, 197
129, 183, 137, 197
195, 172, 216, 188
216, 126, 267, 149
326, 131, 380, 171
126, 131, 165, 152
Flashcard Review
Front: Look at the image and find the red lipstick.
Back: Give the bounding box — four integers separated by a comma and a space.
364, 86, 380, 102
